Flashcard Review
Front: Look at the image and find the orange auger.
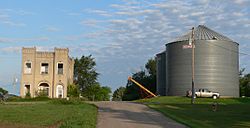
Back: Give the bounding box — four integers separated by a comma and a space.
128, 76, 157, 98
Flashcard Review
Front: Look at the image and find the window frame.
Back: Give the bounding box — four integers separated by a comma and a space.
24, 61, 32, 74
40, 62, 49, 74
57, 62, 64, 75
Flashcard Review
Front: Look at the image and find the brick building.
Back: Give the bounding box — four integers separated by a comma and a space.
20, 47, 74, 98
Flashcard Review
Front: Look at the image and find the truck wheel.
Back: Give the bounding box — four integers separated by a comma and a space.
213, 95, 217, 99
194, 94, 197, 98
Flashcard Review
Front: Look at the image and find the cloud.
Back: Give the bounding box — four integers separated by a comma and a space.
16, 10, 36, 15
233, 12, 245, 17
84, 9, 112, 17
0, 46, 21, 53
234, 0, 249, 5
45, 26, 61, 32
76, 0, 250, 70
64, 34, 86, 41
0, 8, 33, 27
79, 19, 106, 28
67, 12, 81, 16
0, 37, 49, 43
191, 12, 205, 16
1, 21, 26, 27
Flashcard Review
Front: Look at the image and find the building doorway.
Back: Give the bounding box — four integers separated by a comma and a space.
56, 85, 63, 98
24, 85, 30, 96
38, 83, 49, 97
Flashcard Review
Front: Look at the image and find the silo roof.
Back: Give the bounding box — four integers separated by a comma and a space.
171, 25, 234, 42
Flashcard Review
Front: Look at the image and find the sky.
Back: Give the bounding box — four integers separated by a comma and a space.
0, 0, 250, 95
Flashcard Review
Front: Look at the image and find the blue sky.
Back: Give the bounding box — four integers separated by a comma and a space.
0, 0, 250, 94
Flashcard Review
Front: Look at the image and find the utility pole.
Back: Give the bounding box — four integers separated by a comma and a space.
191, 27, 195, 104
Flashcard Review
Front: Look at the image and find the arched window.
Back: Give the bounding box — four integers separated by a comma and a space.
38, 83, 49, 96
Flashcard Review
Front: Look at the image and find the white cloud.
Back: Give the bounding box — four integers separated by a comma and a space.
80, 19, 106, 28
45, 26, 61, 32
234, 0, 248, 5
0, 37, 49, 43
233, 12, 245, 17
110, 4, 140, 10
191, 12, 205, 16
84, 9, 112, 17
0, 8, 34, 27
78, 0, 250, 66
0, 13, 9, 19
16, 10, 36, 16
1, 20, 26, 27
0, 46, 21, 53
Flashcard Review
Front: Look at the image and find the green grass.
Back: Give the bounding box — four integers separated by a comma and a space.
138, 96, 250, 128
0, 100, 97, 128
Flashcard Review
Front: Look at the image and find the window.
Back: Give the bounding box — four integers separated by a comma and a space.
41, 63, 49, 74
38, 83, 49, 96
58, 63, 63, 74
24, 62, 32, 74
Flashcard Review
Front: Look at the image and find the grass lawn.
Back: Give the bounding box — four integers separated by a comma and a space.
138, 96, 250, 128
0, 100, 97, 128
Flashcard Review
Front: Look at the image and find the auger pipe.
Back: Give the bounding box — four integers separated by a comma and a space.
128, 76, 157, 97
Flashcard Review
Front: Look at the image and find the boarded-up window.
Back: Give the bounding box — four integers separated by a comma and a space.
41, 63, 49, 74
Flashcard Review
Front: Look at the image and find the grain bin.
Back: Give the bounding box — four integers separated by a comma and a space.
156, 51, 167, 96
163, 25, 239, 97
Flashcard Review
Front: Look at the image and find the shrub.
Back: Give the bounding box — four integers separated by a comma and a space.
25, 92, 31, 98
6, 96, 50, 102
49, 97, 86, 105
67, 84, 80, 97
35, 90, 49, 97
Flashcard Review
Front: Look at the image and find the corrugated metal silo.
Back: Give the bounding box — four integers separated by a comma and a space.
165, 25, 239, 97
156, 52, 166, 96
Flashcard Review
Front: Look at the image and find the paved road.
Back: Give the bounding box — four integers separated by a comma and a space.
93, 101, 187, 128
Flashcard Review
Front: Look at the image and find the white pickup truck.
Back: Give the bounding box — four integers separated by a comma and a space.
186, 89, 220, 99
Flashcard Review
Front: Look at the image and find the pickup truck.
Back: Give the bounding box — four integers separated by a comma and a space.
186, 89, 220, 99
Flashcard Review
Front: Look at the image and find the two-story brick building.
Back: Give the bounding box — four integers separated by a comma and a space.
20, 47, 74, 98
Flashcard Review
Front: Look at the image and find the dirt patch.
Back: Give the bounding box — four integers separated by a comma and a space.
47, 120, 62, 128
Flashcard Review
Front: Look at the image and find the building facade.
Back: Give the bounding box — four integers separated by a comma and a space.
20, 47, 74, 98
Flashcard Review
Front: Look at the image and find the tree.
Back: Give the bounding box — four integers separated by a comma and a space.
145, 58, 156, 76
112, 86, 126, 101
74, 55, 99, 92
122, 58, 157, 101
67, 84, 80, 97
99, 86, 112, 101
74, 55, 112, 101
145, 58, 156, 94
239, 68, 250, 97
82, 83, 111, 101
0, 87, 8, 95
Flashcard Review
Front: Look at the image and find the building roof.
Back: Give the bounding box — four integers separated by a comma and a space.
171, 25, 234, 42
